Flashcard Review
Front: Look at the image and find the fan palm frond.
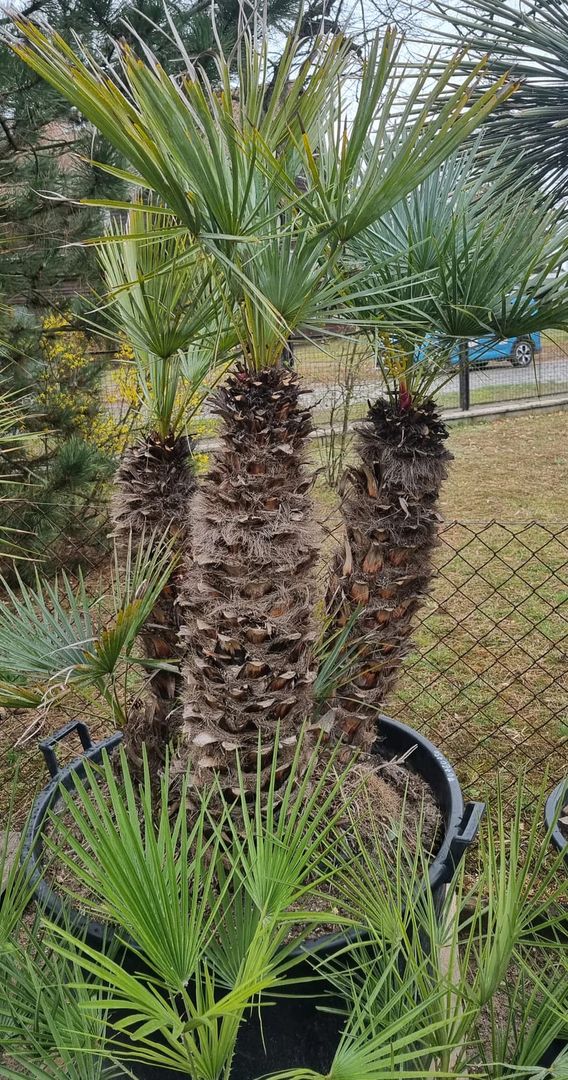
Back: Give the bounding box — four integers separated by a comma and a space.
350, 144, 568, 404
98, 204, 237, 437
0, 534, 177, 722
430, 0, 568, 204
5, 20, 517, 366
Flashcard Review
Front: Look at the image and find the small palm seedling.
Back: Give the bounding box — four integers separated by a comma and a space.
31, 736, 359, 1077
3, 768, 567, 1079
0, 778, 116, 1079
0, 534, 176, 733
275, 779, 568, 1080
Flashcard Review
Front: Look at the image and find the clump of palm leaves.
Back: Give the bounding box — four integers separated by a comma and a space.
2, 12, 519, 789
301, 780, 568, 1080
1, 739, 361, 1078
1, 763, 567, 1079
429, 0, 568, 205
0, 535, 176, 735
5, 11, 568, 803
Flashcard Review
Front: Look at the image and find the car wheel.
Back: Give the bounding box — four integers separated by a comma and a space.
511, 338, 534, 367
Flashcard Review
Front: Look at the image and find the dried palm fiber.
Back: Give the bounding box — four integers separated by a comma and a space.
325, 395, 452, 750
111, 430, 195, 772
176, 366, 319, 799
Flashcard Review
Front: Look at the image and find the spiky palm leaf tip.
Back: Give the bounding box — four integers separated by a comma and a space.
325, 392, 452, 749
111, 430, 195, 771
176, 365, 319, 800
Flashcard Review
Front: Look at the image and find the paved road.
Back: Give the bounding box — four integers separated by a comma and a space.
304, 358, 568, 412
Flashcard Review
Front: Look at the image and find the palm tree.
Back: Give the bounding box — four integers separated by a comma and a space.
97, 205, 233, 772
431, 0, 568, 205
325, 145, 568, 748
7, 15, 517, 793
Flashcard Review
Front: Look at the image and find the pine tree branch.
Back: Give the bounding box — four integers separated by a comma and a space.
0, 137, 85, 161
0, 114, 19, 152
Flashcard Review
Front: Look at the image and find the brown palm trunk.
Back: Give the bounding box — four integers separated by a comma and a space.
111, 430, 195, 772
325, 395, 452, 750
175, 366, 319, 800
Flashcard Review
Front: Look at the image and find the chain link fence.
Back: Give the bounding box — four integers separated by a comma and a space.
390, 520, 568, 806
1, 505, 566, 824
0, 490, 112, 581
99, 332, 568, 436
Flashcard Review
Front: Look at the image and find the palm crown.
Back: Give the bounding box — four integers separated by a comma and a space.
7, 19, 516, 363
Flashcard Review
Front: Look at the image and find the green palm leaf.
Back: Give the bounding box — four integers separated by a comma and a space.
0, 534, 177, 718
349, 144, 568, 403
432, 0, 568, 204
97, 206, 220, 361
97, 204, 237, 436
6, 19, 516, 368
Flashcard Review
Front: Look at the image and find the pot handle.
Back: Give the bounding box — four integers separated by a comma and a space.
39, 720, 94, 779
448, 801, 485, 871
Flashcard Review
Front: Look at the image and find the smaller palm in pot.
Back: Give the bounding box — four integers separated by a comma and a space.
2, 768, 567, 1079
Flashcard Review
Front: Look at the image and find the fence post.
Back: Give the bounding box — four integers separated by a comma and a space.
282, 338, 295, 370
459, 340, 470, 412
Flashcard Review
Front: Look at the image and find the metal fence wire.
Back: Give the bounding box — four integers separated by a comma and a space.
283, 331, 568, 422
101, 331, 568, 429
389, 520, 568, 805
0, 515, 567, 823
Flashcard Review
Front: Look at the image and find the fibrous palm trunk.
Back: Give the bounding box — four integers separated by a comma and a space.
111, 430, 195, 772
176, 366, 318, 800
325, 395, 452, 750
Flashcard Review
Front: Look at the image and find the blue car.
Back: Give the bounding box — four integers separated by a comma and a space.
448, 332, 541, 369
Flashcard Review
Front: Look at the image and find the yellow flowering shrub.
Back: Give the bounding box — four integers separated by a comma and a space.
105, 343, 141, 411
38, 313, 133, 455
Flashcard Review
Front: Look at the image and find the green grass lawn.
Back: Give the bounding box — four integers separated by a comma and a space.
388, 520, 568, 805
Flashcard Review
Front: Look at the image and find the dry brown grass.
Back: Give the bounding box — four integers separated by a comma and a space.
441, 409, 568, 521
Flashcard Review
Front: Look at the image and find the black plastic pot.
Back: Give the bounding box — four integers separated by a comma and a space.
545, 778, 568, 858
538, 1040, 568, 1069
23, 714, 484, 1079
